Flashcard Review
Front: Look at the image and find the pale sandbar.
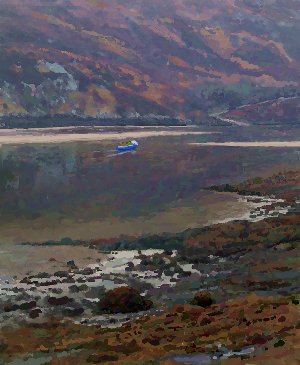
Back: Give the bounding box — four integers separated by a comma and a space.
190, 141, 300, 147
0, 130, 215, 145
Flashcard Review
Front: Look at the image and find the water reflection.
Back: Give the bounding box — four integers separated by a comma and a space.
1, 128, 300, 243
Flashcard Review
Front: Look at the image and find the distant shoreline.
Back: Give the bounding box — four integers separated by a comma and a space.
0, 125, 196, 132
0, 115, 188, 129
190, 141, 300, 147
0, 130, 215, 145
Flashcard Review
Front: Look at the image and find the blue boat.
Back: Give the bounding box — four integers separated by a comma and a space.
116, 140, 139, 152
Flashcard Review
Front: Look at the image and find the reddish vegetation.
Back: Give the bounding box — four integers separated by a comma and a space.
1, 294, 299, 364
224, 97, 300, 125
212, 169, 300, 202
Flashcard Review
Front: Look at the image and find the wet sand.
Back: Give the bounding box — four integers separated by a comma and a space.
0, 245, 106, 278
190, 141, 300, 147
0, 130, 214, 145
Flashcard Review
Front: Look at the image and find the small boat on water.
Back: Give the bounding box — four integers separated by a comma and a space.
116, 140, 139, 152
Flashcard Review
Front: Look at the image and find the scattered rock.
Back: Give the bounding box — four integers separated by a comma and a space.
38, 280, 59, 287
85, 286, 105, 298
82, 298, 99, 309
4, 303, 19, 312
67, 260, 77, 269
29, 308, 42, 319
63, 307, 84, 317
142, 336, 160, 346
125, 262, 135, 272
48, 296, 73, 306
15, 291, 31, 302
274, 339, 285, 348
34, 272, 52, 279
178, 270, 192, 278
50, 288, 63, 295
20, 277, 32, 285
190, 291, 214, 308
87, 354, 118, 363
79, 267, 94, 276
61, 277, 76, 284
54, 271, 69, 278
19, 300, 36, 311
98, 287, 153, 314
69, 284, 88, 293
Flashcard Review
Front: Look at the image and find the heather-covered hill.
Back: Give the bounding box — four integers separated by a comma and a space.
223, 96, 300, 125
1, 0, 300, 124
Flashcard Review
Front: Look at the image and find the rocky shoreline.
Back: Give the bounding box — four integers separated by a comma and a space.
1, 171, 300, 364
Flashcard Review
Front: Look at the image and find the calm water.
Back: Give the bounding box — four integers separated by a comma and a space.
1, 125, 300, 246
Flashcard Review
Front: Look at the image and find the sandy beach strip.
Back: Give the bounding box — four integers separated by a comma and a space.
190, 141, 300, 148
2, 125, 197, 132
0, 130, 215, 145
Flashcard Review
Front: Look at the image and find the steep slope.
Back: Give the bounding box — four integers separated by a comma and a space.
0, 0, 300, 123
222, 96, 300, 125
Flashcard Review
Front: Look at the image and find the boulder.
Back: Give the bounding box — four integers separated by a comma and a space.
190, 291, 214, 308
125, 262, 135, 272
63, 307, 84, 317
4, 303, 19, 312
67, 260, 78, 269
38, 280, 59, 287
19, 300, 37, 311
50, 288, 63, 295
34, 272, 51, 279
29, 308, 42, 319
69, 284, 88, 293
98, 287, 153, 314
48, 296, 73, 306
82, 298, 99, 310
60, 277, 76, 284
79, 267, 94, 276
54, 271, 69, 278
20, 277, 32, 285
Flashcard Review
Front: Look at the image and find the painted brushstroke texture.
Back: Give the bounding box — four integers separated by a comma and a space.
0, 0, 300, 124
